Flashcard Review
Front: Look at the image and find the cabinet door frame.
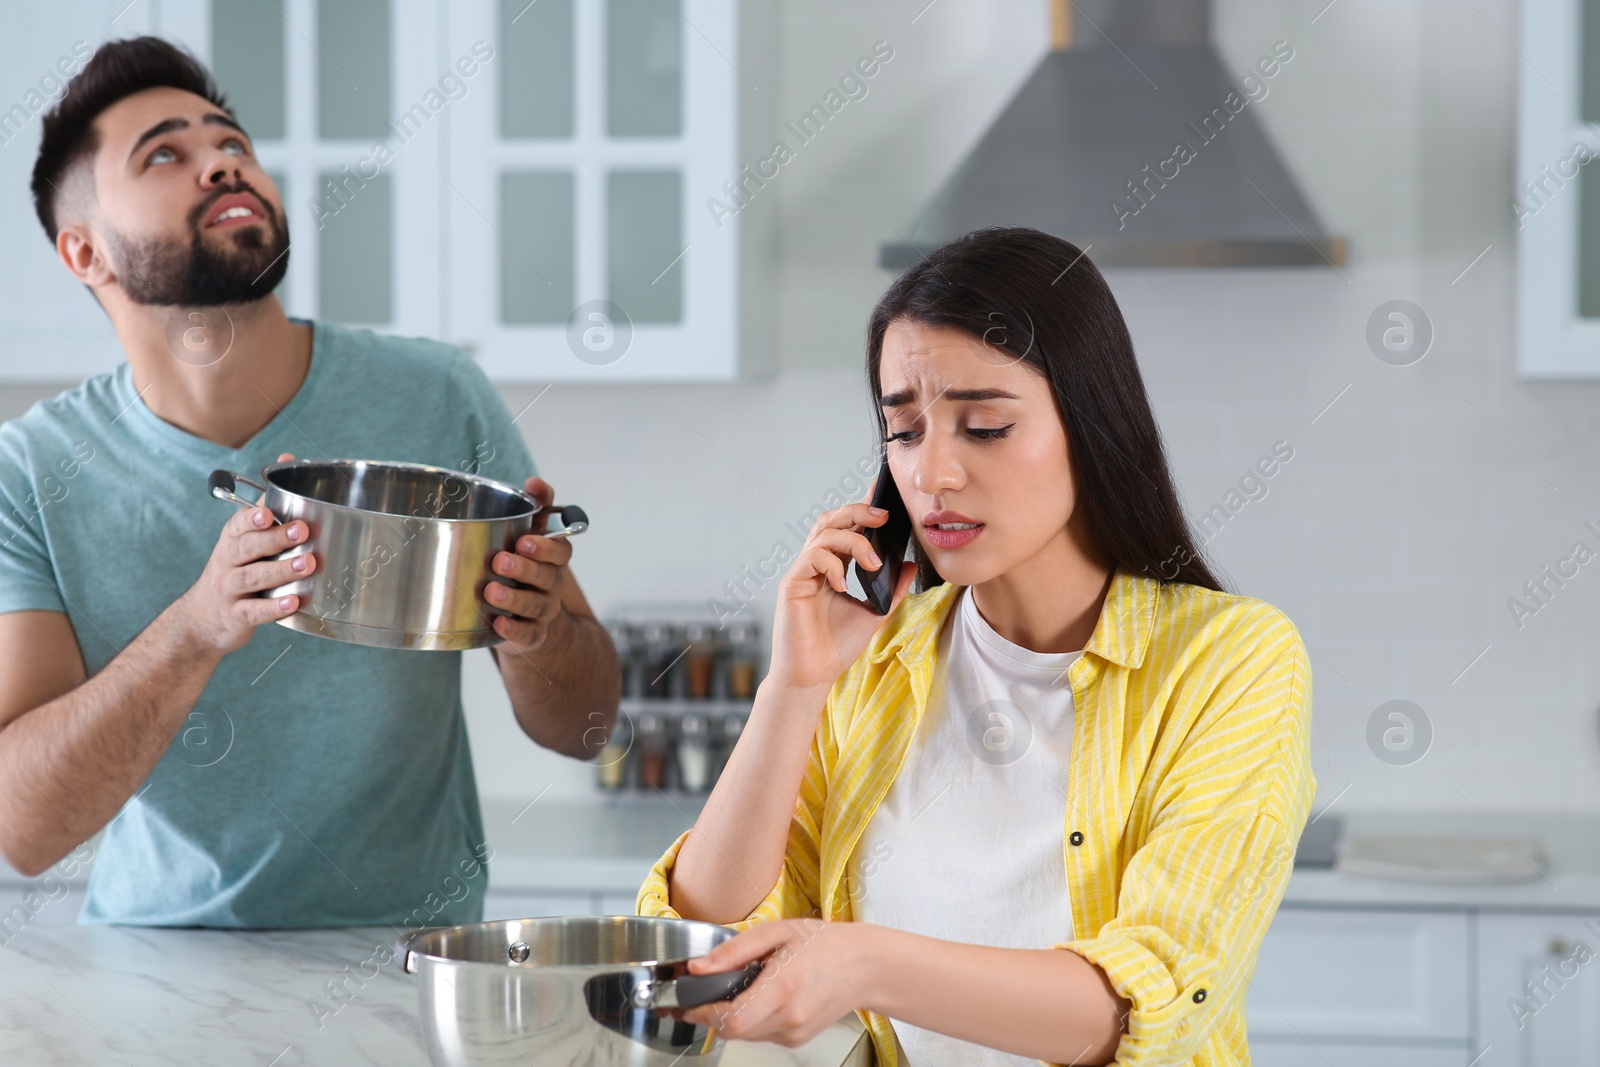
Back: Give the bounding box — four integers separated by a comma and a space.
1246, 905, 1471, 1043
443, 0, 740, 382
1477, 911, 1600, 1065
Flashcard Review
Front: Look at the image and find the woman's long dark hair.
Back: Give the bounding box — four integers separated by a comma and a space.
867, 226, 1225, 594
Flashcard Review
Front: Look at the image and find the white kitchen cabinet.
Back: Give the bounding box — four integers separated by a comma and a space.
1477, 913, 1600, 1065
162, 0, 446, 341
0, 0, 775, 384
0, 4, 151, 383
1248, 907, 1471, 1042
443, 0, 768, 382
1515, 0, 1600, 377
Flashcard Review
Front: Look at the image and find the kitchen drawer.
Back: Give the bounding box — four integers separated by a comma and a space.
1251, 1040, 1470, 1067
1477, 913, 1600, 1065
1247, 908, 1469, 1041
481, 890, 596, 920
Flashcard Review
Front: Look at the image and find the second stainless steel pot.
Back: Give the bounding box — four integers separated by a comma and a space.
397, 916, 762, 1067
208, 459, 588, 651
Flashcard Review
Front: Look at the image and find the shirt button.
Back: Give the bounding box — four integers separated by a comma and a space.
1069, 831, 1084, 846
1193, 989, 1207, 1003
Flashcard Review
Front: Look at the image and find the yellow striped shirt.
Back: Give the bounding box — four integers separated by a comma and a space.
637, 569, 1315, 1066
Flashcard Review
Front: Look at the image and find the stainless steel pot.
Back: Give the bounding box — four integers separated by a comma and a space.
397, 916, 762, 1067
208, 459, 588, 651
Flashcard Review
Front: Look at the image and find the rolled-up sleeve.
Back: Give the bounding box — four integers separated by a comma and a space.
637, 690, 835, 929
1054, 634, 1313, 1065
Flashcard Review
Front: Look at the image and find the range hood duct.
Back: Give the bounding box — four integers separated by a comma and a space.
879, 0, 1346, 270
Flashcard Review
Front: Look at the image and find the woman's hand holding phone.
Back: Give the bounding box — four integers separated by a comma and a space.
666, 486, 915, 927
766, 497, 918, 694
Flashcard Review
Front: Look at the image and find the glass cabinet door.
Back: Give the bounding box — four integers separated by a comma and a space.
0, 5, 141, 382
444, 0, 738, 381
162, 0, 444, 340
157, 0, 738, 382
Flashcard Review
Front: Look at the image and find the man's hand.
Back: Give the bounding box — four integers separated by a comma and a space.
174, 452, 314, 655
485, 476, 573, 652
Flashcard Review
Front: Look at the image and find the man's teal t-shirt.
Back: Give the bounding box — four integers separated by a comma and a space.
0, 320, 536, 928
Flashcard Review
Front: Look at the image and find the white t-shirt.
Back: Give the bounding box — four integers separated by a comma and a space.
848, 586, 1082, 1067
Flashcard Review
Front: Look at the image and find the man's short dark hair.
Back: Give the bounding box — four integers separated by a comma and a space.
31, 36, 233, 244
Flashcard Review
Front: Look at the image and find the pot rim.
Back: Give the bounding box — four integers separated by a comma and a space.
259, 458, 541, 526
397, 915, 734, 973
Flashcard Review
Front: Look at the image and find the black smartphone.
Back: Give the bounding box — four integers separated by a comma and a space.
856, 458, 912, 615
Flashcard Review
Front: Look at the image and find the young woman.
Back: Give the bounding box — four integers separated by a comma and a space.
637, 227, 1314, 1067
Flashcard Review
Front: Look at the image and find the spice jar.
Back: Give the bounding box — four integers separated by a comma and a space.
595, 714, 633, 792
641, 623, 682, 699
725, 622, 760, 701
635, 712, 670, 791
677, 713, 714, 794
682, 622, 719, 700
606, 621, 641, 698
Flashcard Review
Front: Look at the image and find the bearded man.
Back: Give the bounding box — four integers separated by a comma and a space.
0, 37, 619, 928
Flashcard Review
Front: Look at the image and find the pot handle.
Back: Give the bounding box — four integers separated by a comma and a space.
634, 961, 763, 1011
395, 929, 442, 975
540, 504, 589, 540
209, 469, 270, 510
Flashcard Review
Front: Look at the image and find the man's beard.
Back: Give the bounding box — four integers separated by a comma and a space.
113, 183, 291, 307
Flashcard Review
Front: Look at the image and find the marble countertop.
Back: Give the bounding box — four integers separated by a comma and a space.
0, 923, 870, 1067
1281, 810, 1600, 911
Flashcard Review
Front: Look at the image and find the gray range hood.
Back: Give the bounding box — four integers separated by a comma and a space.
879, 0, 1346, 270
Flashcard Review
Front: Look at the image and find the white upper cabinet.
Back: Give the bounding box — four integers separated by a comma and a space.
165, 0, 446, 344
0, 3, 149, 384
0, 0, 766, 383
442, 0, 745, 381
1517, 0, 1600, 377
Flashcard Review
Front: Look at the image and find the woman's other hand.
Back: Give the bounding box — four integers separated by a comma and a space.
680, 919, 871, 1046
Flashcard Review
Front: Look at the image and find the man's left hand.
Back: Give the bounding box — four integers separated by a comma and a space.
485, 476, 573, 652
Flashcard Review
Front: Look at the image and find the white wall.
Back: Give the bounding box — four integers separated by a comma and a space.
8, 0, 1596, 817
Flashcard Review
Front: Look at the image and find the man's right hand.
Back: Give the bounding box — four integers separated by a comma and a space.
173, 505, 315, 655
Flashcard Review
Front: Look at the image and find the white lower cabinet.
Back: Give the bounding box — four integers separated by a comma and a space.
1248, 907, 1472, 1066
1478, 913, 1600, 1065
1249, 906, 1600, 1067
1248, 908, 1470, 1040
